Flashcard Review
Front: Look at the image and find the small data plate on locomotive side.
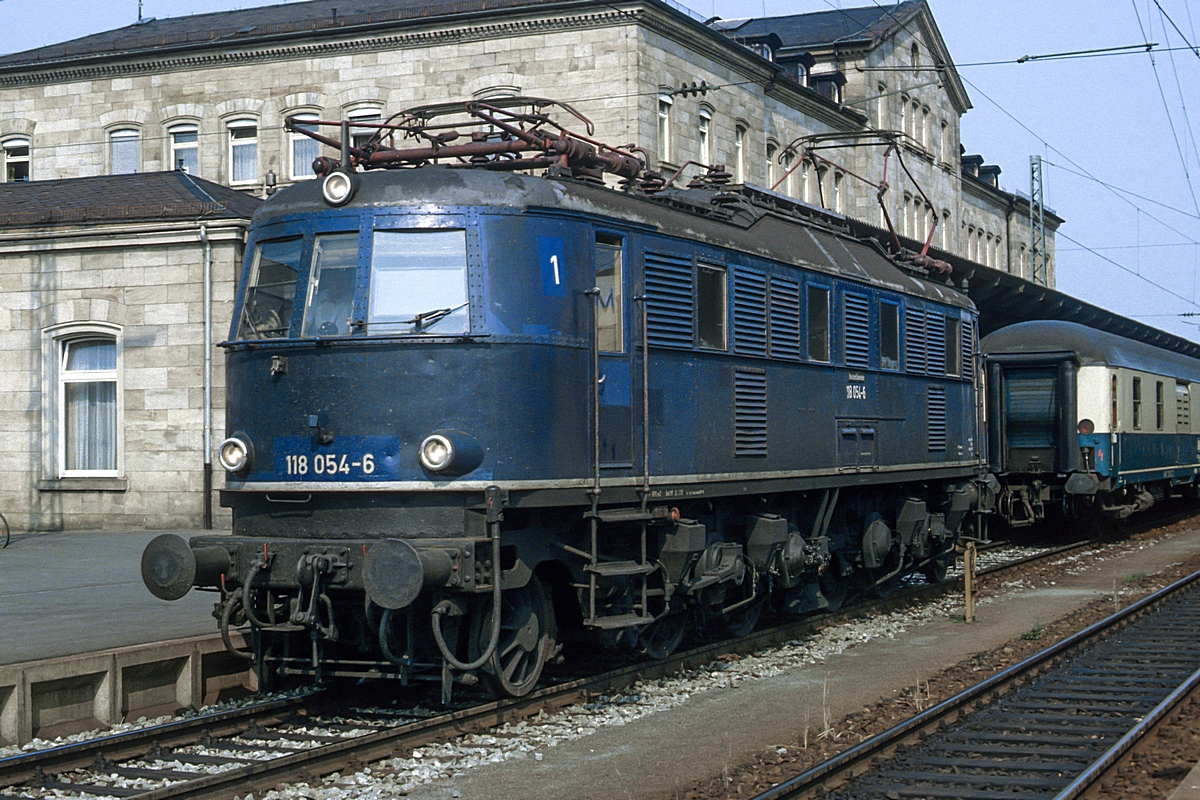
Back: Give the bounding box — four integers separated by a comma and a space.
274, 435, 401, 481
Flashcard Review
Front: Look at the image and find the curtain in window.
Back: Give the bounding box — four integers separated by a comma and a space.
63, 339, 117, 472
111, 133, 139, 174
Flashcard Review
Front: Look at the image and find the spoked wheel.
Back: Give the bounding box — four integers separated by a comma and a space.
0, 513, 8, 548
818, 558, 850, 612
470, 574, 556, 698
922, 542, 956, 584
720, 597, 764, 638
637, 611, 688, 659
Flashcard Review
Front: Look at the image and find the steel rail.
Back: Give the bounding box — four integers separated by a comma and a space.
0, 533, 1105, 800
748, 566, 1200, 800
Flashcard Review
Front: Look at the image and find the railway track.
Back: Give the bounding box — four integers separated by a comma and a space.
748, 567, 1200, 800
0, 535, 1114, 800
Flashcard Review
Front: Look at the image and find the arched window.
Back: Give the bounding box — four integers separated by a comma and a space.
698, 106, 712, 165
902, 193, 913, 236
734, 124, 746, 183
833, 171, 845, 213
876, 83, 887, 129
967, 226, 976, 260
348, 107, 384, 150
911, 42, 920, 74
657, 94, 673, 164
168, 123, 199, 175
227, 119, 258, 185
900, 95, 909, 139
782, 151, 795, 197
109, 128, 140, 175
921, 107, 930, 149
58, 335, 119, 476
2, 138, 30, 182
941, 211, 951, 250
817, 166, 829, 209
766, 142, 778, 189
289, 113, 320, 180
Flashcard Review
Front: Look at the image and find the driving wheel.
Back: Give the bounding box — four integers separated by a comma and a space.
471, 573, 556, 697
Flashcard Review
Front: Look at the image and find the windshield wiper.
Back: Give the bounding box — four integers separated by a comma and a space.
406, 301, 469, 329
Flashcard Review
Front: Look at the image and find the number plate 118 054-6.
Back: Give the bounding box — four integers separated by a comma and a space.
273, 436, 400, 481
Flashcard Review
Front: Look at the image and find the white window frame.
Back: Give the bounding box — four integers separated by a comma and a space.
348, 107, 384, 151
109, 128, 141, 175
2, 138, 30, 182
289, 112, 321, 181
657, 94, 673, 164
48, 324, 123, 479
766, 142, 777, 189
168, 123, 199, 175
833, 171, 845, 213
942, 211, 951, 250
782, 151, 795, 197
698, 106, 712, 165
227, 118, 259, 185
734, 124, 746, 183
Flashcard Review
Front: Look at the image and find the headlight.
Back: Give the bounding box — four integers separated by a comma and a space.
322, 170, 357, 206
420, 435, 453, 472
1078, 419, 1095, 435
218, 436, 252, 472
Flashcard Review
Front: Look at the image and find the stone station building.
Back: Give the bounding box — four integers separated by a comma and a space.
0, 0, 1060, 529
0, 173, 257, 531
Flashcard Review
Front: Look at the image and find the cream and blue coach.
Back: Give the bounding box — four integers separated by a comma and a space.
983, 320, 1200, 523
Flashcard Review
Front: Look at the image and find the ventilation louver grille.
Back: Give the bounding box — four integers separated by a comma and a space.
733, 269, 768, 357
768, 277, 802, 360
844, 292, 870, 369
927, 386, 947, 451
925, 313, 946, 375
962, 318, 975, 381
645, 252, 693, 348
734, 369, 768, 457
905, 308, 926, 374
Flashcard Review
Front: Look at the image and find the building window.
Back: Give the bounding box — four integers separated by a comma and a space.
940, 121, 949, 163
59, 336, 118, 475
349, 108, 383, 150
657, 94, 673, 164
697, 264, 727, 350
807, 286, 829, 361
595, 235, 624, 352
903, 193, 913, 237
782, 151, 795, 197
2, 138, 30, 182
802, 160, 814, 203
817, 167, 829, 209
228, 120, 258, 184
766, 142, 777, 189
1133, 376, 1142, 429
900, 96, 909, 139
921, 106, 930, 149
942, 211, 951, 249
169, 124, 199, 174
698, 107, 712, 165
876, 83, 887, 129
290, 114, 320, 180
911, 43, 920, 73
734, 124, 746, 183
911, 101, 920, 142
110, 129, 140, 174
833, 171, 844, 213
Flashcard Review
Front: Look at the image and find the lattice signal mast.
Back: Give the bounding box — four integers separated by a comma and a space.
1030, 155, 1047, 286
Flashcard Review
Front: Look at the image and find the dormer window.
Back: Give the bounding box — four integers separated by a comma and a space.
796, 63, 808, 86
751, 42, 773, 61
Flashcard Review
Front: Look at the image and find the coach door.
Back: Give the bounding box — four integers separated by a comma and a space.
594, 234, 634, 470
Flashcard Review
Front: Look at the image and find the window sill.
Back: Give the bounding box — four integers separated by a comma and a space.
38, 477, 129, 492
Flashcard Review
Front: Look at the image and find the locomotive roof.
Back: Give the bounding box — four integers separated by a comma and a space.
981, 320, 1200, 382
259, 167, 972, 310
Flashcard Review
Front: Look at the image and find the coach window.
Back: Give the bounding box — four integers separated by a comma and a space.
697, 264, 727, 350
238, 237, 303, 339
2, 138, 30, 182
228, 120, 258, 185
880, 301, 899, 369
1156, 380, 1165, 430
110, 129, 140, 174
290, 114, 320, 180
368, 229, 469, 335
595, 235, 624, 352
1132, 377, 1142, 429
807, 285, 829, 362
945, 318, 961, 376
59, 335, 119, 476
169, 124, 199, 175
1177, 383, 1191, 430
300, 233, 359, 337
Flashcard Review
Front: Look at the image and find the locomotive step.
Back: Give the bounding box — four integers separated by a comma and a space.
584, 560, 656, 577
589, 508, 658, 523
584, 613, 653, 629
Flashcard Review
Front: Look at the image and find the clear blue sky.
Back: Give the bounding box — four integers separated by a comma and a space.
4, 0, 1200, 343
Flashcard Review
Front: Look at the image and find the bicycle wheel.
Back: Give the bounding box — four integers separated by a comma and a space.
0, 512, 9, 548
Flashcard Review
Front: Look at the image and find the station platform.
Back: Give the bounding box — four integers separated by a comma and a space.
0, 530, 221, 666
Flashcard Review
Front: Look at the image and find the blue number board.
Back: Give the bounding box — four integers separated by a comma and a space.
273, 436, 401, 481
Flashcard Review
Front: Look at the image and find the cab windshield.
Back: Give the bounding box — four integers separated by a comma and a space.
238, 238, 303, 340
368, 229, 469, 335
300, 233, 359, 337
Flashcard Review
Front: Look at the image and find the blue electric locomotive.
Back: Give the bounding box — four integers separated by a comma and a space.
983, 320, 1200, 524
142, 100, 993, 699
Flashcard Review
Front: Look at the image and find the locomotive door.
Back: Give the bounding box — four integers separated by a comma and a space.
594, 234, 634, 469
